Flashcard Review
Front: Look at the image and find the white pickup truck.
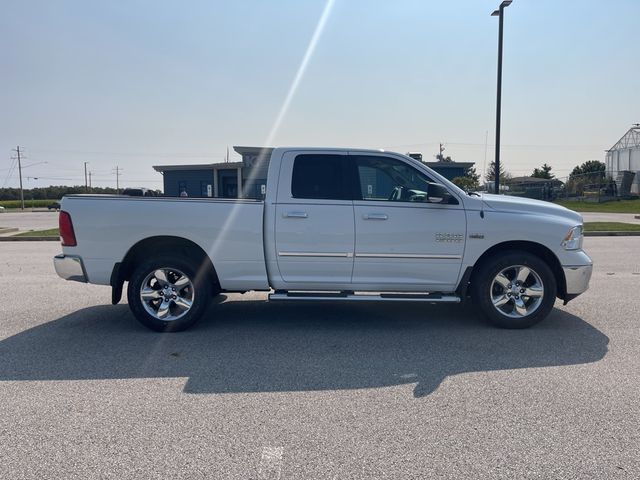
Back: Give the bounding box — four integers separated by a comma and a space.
54, 148, 592, 332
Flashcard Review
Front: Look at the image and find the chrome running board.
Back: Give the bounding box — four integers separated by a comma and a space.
268, 291, 461, 303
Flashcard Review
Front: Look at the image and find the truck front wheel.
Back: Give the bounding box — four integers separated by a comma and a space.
127, 256, 210, 332
471, 251, 557, 329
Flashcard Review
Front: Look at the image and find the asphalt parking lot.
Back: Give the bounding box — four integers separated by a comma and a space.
1, 239, 638, 479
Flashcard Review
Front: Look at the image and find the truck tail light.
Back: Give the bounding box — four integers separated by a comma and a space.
59, 211, 77, 246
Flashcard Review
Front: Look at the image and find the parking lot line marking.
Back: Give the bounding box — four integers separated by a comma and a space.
258, 446, 284, 480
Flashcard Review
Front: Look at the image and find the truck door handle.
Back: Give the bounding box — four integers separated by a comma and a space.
284, 211, 308, 218
363, 213, 388, 220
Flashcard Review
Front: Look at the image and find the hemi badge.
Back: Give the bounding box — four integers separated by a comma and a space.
469, 233, 485, 239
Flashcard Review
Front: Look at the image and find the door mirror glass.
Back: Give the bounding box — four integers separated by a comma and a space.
427, 183, 451, 204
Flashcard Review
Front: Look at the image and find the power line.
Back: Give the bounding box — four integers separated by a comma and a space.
1, 174, 161, 183
1, 157, 18, 187
386, 141, 606, 150
28, 148, 224, 159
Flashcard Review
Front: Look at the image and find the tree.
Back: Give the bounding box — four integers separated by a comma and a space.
485, 161, 511, 183
452, 165, 481, 191
465, 166, 480, 185
569, 160, 605, 180
531, 163, 554, 179
565, 160, 607, 196
452, 176, 476, 191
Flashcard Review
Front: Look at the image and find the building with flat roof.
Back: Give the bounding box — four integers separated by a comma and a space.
153, 146, 273, 198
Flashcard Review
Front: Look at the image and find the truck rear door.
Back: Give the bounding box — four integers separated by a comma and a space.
274, 151, 354, 284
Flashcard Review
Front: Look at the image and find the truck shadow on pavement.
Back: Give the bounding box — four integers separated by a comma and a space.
0, 299, 608, 397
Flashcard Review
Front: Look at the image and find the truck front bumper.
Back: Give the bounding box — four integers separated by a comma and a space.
54, 254, 87, 283
562, 263, 592, 302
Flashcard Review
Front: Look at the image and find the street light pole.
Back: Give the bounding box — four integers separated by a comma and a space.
491, 0, 512, 194
84, 162, 89, 193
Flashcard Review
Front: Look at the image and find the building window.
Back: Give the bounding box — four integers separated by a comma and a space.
178, 181, 187, 196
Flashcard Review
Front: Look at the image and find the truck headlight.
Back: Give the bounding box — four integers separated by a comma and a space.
561, 225, 583, 250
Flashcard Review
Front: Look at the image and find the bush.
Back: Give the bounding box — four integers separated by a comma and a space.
0, 199, 59, 209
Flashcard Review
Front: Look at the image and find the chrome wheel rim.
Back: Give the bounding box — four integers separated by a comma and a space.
490, 265, 544, 318
140, 268, 195, 321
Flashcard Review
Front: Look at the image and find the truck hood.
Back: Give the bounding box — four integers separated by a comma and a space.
480, 194, 583, 224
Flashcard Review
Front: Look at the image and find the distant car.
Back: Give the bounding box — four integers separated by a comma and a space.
0, 205, 5, 212
122, 188, 157, 197
47, 202, 61, 211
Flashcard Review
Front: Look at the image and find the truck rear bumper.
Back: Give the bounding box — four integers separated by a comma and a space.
54, 254, 87, 283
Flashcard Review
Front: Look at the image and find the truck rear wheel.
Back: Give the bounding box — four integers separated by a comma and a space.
127, 256, 210, 332
471, 251, 557, 329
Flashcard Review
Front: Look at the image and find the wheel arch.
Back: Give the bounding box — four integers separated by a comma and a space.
463, 240, 567, 300
110, 235, 221, 304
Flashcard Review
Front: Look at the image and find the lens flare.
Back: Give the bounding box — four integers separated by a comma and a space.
198, 0, 337, 283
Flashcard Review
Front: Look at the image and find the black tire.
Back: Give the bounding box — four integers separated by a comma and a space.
471, 250, 557, 329
127, 255, 211, 332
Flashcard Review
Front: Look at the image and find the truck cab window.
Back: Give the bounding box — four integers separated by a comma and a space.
354, 155, 436, 203
291, 154, 349, 200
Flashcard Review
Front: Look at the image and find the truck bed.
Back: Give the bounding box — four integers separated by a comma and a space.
60, 195, 269, 290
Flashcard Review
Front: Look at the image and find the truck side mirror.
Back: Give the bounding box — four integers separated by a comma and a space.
427, 183, 451, 204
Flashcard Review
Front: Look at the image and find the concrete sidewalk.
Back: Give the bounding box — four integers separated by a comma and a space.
580, 212, 640, 223
0, 210, 58, 235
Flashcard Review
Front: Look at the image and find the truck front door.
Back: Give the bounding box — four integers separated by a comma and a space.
349, 153, 466, 290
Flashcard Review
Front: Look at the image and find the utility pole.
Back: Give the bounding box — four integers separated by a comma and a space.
88, 171, 92, 189
12, 146, 25, 211
84, 162, 89, 193
113, 166, 122, 194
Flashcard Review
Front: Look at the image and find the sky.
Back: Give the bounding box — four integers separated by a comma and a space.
1, 0, 638, 190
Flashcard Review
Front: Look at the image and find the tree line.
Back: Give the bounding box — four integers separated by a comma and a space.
450, 158, 606, 191
0, 185, 119, 201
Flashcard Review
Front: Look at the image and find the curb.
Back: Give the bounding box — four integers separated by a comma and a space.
585, 231, 640, 237
0, 236, 59, 242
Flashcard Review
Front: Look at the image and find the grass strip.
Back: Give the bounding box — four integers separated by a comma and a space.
14, 228, 60, 237
555, 199, 640, 213
584, 222, 640, 232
